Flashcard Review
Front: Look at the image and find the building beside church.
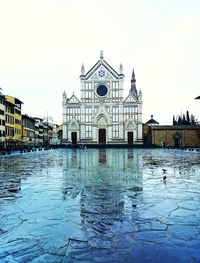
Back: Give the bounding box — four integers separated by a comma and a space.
150, 125, 200, 147
143, 115, 200, 148
62, 51, 143, 145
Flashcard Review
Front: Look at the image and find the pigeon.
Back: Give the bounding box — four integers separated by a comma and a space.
163, 175, 167, 181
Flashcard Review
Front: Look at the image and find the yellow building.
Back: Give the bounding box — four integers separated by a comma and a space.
5, 95, 23, 146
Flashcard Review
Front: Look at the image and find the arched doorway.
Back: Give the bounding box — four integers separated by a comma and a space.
96, 114, 108, 144
99, 129, 106, 144
69, 119, 79, 145
125, 119, 135, 145
173, 132, 181, 147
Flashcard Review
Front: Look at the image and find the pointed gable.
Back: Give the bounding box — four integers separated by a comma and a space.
69, 118, 79, 130
94, 105, 110, 124
81, 54, 123, 81
125, 117, 136, 130
67, 94, 80, 104
90, 65, 115, 80
86, 60, 118, 80
124, 93, 137, 103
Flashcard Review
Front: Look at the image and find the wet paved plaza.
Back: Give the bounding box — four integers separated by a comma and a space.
0, 148, 200, 263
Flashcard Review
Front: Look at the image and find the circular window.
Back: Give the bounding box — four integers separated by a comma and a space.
96, 85, 108, 97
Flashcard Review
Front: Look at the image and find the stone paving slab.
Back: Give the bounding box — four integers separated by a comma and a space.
0, 148, 200, 262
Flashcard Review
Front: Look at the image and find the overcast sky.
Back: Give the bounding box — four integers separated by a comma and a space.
0, 0, 199, 125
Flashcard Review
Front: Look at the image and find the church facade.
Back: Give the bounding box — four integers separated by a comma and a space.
62, 52, 143, 145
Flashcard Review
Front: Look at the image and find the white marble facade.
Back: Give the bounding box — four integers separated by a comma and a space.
62, 51, 143, 145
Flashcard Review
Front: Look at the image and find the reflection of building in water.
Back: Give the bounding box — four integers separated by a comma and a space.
62, 149, 143, 179
128, 149, 133, 159
98, 149, 106, 163
62, 149, 143, 236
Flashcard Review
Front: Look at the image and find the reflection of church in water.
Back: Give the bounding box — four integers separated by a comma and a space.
62, 51, 143, 145
62, 149, 143, 206
62, 149, 143, 243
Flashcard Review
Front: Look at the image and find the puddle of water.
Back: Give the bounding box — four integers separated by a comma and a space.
0, 148, 200, 262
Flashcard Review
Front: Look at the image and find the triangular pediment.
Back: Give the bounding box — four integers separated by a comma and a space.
90, 65, 115, 80
83, 59, 123, 81
69, 118, 79, 130
125, 117, 136, 130
68, 94, 80, 104
124, 93, 138, 103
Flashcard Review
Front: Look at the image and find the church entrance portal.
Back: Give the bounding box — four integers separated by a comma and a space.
128, 132, 133, 144
99, 129, 106, 144
71, 132, 77, 144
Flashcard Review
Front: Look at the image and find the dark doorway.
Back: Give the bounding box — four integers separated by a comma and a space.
143, 135, 148, 145
128, 132, 133, 144
99, 129, 106, 144
174, 138, 180, 147
173, 132, 181, 148
71, 132, 77, 144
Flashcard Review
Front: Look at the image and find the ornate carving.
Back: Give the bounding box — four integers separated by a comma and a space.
100, 50, 104, 60
97, 115, 107, 128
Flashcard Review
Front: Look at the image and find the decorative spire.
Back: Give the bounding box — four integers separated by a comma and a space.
129, 68, 137, 96
100, 50, 104, 60
138, 89, 142, 100
131, 68, 136, 83
119, 63, 123, 74
81, 64, 85, 75
63, 90, 67, 99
